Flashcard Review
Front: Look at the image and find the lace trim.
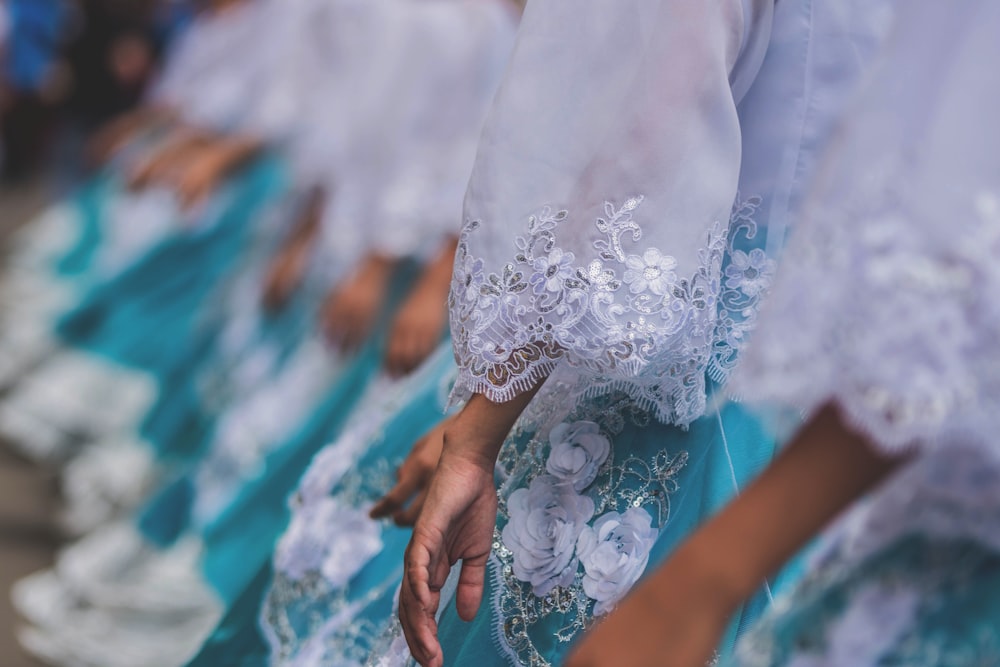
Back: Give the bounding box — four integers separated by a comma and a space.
731, 174, 1000, 454
449, 195, 770, 426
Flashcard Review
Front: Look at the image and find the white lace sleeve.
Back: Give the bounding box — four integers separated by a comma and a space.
449, 0, 776, 421
730, 1, 1000, 456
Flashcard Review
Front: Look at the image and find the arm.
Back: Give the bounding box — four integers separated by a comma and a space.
320, 252, 396, 351
87, 104, 177, 165
384, 237, 457, 377
263, 187, 325, 310
566, 404, 905, 667
400, 388, 540, 667
170, 132, 265, 208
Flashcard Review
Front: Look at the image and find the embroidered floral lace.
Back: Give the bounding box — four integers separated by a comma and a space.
450, 195, 772, 427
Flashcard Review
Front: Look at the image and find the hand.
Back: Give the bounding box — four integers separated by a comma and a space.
320, 255, 394, 352
262, 241, 309, 311
398, 391, 539, 667
127, 134, 203, 189
384, 278, 449, 377
370, 417, 451, 525
171, 150, 225, 210
399, 448, 498, 667
262, 192, 323, 310
564, 561, 733, 667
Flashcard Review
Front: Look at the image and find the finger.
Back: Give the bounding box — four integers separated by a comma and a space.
455, 553, 488, 621
370, 470, 422, 519
403, 543, 444, 666
392, 487, 427, 526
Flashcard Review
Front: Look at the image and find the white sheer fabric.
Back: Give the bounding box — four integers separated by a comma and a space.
731, 0, 1000, 456
148, 0, 266, 132
450, 0, 774, 422
314, 0, 517, 270
731, 0, 1000, 558
449, 0, 895, 426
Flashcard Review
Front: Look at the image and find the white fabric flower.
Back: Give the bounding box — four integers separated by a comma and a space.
724, 248, 775, 298
274, 499, 383, 587
530, 247, 576, 294
502, 474, 595, 597
545, 421, 611, 491
623, 248, 678, 296
577, 507, 657, 615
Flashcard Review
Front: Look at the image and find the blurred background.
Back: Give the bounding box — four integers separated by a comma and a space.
1, 2, 192, 664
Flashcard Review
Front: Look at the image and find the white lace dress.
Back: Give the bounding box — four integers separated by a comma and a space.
727, 2, 1000, 665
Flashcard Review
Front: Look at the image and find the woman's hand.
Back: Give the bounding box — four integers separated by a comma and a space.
263, 240, 309, 311
399, 446, 498, 667
263, 188, 324, 311
321, 254, 395, 352
172, 150, 226, 210
399, 390, 539, 667
385, 239, 456, 376
126, 132, 207, 189
370, 417, 452, 526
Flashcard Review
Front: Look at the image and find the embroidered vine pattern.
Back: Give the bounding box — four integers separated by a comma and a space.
450, 194, 771, 426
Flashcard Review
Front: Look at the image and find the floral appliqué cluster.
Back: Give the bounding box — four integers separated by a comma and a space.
502, 421, 656, 615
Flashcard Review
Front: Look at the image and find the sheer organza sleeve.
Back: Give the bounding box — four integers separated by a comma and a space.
149, 3, 265, 133
730, 1, 1000, 456
448, 0, 775, 421
372, 0, 517, 260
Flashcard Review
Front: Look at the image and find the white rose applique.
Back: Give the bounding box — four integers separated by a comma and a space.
545, 421, 611, 492
576, 507, 657, 615
502, 474, 596, 597
274, 498, 383, 587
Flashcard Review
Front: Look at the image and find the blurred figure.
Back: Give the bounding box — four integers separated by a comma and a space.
0, 0, 71, 182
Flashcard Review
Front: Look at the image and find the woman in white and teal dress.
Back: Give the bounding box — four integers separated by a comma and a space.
385, 2, 901, 666
567, 3, 1000, 666
50, 0, 383, 535
178, 0, 515, 664
12, 3, 518, 666
0, 0, 287, 464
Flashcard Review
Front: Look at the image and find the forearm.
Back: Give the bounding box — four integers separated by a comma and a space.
417, 236, 458, 294
652, 404, 905, 608
442, 388, 540, 470
203, 133, 265, 175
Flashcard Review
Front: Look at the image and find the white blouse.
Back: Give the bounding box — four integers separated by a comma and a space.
449, 0, 894, 425
732, 0, 1000, 554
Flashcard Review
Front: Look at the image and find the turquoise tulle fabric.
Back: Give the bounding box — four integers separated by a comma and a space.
186, 344, 458, 666
425, 388, 795, 667
728, 536, 1000, 666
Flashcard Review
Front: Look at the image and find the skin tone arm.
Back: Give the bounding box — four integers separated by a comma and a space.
127, 128, 214, 189
262, 187, 325, 311
168, 133, 265, 209
384, 237, 457, 377
565, 404, 906, 667
87, 104, 178, 166
400, 388, 541, 667
321, 253, 396, 352
370, 414, 455, 526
